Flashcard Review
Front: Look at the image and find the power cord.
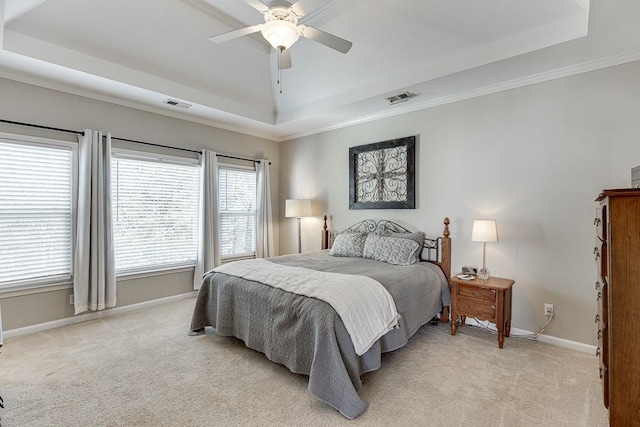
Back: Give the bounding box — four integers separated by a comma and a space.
469, 312, 554, 341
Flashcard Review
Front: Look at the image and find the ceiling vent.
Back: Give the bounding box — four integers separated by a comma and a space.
163, 99, 192, 109
386, 91, 415, 105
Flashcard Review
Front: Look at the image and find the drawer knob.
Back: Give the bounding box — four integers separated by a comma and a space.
597, 330, 602, 339
595, 314, 600, 323
597, 291, 601, 301
596, 347, 601, 356
595, 281, 600, 290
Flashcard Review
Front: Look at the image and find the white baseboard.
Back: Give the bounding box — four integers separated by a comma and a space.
464, 318, 597, 355
3, 291, 197, 340
3, 294, 598, 356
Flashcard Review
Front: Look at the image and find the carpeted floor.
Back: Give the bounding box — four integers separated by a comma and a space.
0, 297, 608, 426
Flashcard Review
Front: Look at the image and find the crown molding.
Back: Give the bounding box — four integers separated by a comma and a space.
278, 48, 640, 142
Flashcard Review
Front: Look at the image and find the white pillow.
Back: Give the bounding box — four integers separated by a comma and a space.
362, 233, 421, 265
328, 232, 368, 258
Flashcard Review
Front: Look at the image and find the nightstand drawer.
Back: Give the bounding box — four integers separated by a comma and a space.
457, 296, 497, 320
457, 284, 497, 302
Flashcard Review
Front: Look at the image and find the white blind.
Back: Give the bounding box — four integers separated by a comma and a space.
112, 153, 200, 273
219, 167, 256, 257
0, 139, 73, 286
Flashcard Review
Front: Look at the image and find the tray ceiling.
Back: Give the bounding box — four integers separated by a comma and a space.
1, 0, 638, 141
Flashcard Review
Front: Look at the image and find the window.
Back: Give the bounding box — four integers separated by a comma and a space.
111, 150, 200, 274
218, 166, 256, 259
0, 136, 75, 288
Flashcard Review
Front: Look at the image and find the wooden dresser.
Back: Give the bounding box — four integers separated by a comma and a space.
595, 189, 640, 425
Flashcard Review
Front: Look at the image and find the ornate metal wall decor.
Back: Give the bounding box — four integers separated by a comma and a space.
349, 136, 415, 209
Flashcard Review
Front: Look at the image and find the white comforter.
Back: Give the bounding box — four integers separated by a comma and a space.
213, 258, 400, 355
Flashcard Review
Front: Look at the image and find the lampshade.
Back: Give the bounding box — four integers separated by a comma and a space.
472, 219, 498, 243
261, 20, 301, 50
285, 199, 313, 218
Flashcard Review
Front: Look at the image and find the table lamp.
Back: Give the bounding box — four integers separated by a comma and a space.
472, 219, 498, 279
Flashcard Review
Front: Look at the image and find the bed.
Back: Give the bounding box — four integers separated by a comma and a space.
190, 218, 451, 419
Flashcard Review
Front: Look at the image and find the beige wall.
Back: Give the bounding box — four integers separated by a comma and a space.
0, 77, 279, 331
279, 60, 640, 346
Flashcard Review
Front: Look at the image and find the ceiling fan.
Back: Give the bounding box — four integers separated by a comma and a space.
208, 0, 352, 74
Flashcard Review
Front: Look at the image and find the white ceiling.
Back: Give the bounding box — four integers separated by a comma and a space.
0, 0, 639, 141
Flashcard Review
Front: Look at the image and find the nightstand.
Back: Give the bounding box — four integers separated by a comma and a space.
449, 275, 515, 348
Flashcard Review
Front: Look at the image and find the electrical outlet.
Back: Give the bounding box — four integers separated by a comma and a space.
544, 303, 554, 317
69, 293, 74, 305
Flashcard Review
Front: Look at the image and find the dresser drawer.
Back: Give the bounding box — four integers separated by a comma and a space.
597, 323, 608, 366
457, 296, 496, 320
597, 280, 608, 328
595, 207, 606, 241
457, 283, 497, 302
600, 364, 609, 409
594, 240, 608, 279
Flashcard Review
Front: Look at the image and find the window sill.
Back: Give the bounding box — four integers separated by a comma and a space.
221, 254, 256, 264
0, 281, 72, 299
0, 266, 197, 298
116, 265, 196, 282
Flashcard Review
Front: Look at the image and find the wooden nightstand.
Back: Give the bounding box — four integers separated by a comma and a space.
449, 275, 515, 348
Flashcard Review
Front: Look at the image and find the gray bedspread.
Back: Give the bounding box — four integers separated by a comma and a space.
190, 250, 450, 419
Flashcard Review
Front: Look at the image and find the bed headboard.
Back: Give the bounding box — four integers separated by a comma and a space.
321, 216, 451, 280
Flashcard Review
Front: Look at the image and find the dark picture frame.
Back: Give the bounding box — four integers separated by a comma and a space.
349, 136, 415, 210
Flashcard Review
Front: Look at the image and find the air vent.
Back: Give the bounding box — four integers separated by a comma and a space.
163, 99, 192, 109
385, 91, 415, 105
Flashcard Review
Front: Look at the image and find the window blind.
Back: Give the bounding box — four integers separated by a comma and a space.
111, 153, 200, 274
219, 167, 256, 258
0, 139, 74, 286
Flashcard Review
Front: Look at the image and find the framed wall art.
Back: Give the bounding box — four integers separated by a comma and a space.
349, 136, 415, 210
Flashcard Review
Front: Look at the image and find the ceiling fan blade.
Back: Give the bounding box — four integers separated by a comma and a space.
290, 0, 328, 18
209, 25, 262, 43
243, 0, 270, 13
300, 25, 352, 54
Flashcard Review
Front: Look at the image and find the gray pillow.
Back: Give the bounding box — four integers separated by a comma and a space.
328, 232, 368, 258
376, 230, 425, 263
362, 233, 421, 265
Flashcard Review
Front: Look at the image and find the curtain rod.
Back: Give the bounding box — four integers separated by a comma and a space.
1, 118, 270, 164
0, 119, 85, 136
112, 137, 270, 164
110, 136, 200, 154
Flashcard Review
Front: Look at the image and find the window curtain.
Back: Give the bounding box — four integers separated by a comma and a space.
0, 301, 3, 347
194, 150, 220, 289
73, 130, 116, 314
256, 159, 274, 258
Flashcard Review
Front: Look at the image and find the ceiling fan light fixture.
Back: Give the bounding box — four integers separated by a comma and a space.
261, 19, 301, 50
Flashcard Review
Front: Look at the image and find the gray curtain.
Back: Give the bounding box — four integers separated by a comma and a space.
73, 130, 116, 314
0, 301, 3, 347
194, 150, 220, 289
256, 159, 274, 258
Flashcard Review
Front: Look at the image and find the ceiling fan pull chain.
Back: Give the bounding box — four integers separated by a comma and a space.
278, 46, 284, 94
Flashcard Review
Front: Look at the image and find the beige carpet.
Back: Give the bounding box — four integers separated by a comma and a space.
0, 297, 608, 426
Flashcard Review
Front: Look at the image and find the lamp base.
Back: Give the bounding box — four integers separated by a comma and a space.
478, 268, 490, 280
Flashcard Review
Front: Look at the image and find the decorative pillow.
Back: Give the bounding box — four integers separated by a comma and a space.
363, 233, 421, 265
328, 232, 368, 258
376, 230, 425, 264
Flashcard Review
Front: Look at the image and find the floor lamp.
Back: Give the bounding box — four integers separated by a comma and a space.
285, 199, 313, 253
